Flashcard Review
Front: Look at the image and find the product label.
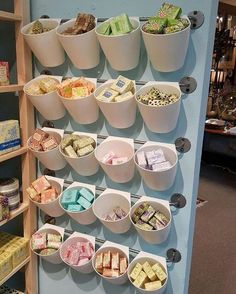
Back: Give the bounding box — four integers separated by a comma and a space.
0, 139, 20, 151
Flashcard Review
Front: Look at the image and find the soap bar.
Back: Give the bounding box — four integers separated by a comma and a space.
143, 17, 167, 34
113, 207, 127, 219
98, 22, 111, 35
39, 78, 58, 93
157, 3, 182, 19
114, 91, 133, 102
47, 241, 61, 250
112, 157, 128, 165
73, 136, 94, 149
47, 234, 61, 243
152, 161, 172, 171
31, 176, 51, 194
133, 270, 148, 288
41, 136, 58, 151
77, 144, 94, 157
40, 188, 57, 204
136, 151, 147, 169
141, 205, 156, 222
77, 196, 92, 209
103, 268, 119, 277
79, 188, 94, 203
96, 88, 119, 102
40, 248, 57, 256
142, 261, 157, 281
145, 280, 162, 290
146, 149, 166, 166
155, 211, 169, 226
61, 189, 79, 208
95, 253, 103, 270
120, 257, 127, 274
31, 233, 47, 250
103, 251, 111, 268
130, 262, 142, 280
67, 204, 83, 212
111, 252, 119, 270
149, 216, 165, 230
26, 186, 38, 200
72, 86, 90, 98
60, 136, 74, 150
32, 129, 48, 142
64, 145, 78, 158
0, 196, 9, 222
152, 263, 167, 282
102, 151, 116, 164
0, 120, 20, 155
111, 76, 134, 95
110, 13, 133, 35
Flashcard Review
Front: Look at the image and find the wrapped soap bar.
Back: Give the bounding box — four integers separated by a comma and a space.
67, 204, 83, 211
31, 176, 51, 194
102, 151, 116, 164
130, 262, 142, 280
142, 261, 157, 281
79, 187, 94, 203
114, 91, 133, 102
120, 257, 127, 274
72, 86, 89, 98
145, 280, 162, 290
47, 234, 61, 243
112, 157, 128, 165
109, 14, 133, 35
47, 241, 61, 249
152, 161, 172, 171
96, 88, 119, 102
99, 22, 112, 35
63, 13, 96, 35
41, 136, 58, 151
152, 263, 167, 282
77, 144, 94, 157
60, 136, 74, 150
64, 145, 78, 158
146, 149, 166, 166
40, 248, 57, 256
113, 207, 127, 219
0, 61, 10, 86
61, 189, 79, 208
157, 2, 182, 19
103, 268, 120, 277
41, 188, 57, 204
133, 270, 148, 288
149, 216, 165, 230
31, 233, 47, 250
111, 252, 119, 270
143, 17, 167, 34
0, 120, 20, 155
0, 252, 13, 281
155, 211, 169, 226
95, 253, 103, 271
110, 76, 134, 95
141, 205, 156, 222
77, 196, 92, 209
136, 151, 147, 169
103, 251, 111, 268
39, 78, 58, 93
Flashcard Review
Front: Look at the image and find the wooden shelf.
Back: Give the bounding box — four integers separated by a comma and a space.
0, 146, 28, 163
0, 202, 29, 227
0, 10, 22, 22
0, 84, 24, 93
0, 256, 30, 286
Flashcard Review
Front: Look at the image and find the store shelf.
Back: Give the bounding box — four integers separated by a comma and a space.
0, 256, 30, 286
0, 147, 28, 163
0, 10, 22, 22
0, 202, 29, 227
0, 84, 24, 93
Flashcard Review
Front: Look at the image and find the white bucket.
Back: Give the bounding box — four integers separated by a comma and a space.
59, 132, 99, 176
21, 19, 65, 67
128, 251, 168, 294
58, 78, 99, 124
96, 17, 141, 71
93, 188, 131, 234
94, 80, 137, 129
28, 128, 67, 171
135, 141, 178, 191
94, 136, 135, 183
29, 176, 65, 217
59, 182, 97, 225
24, 75, 66, 121
56, 19, 100, 69
60, 232, 95, 273
92, 241, 129, 285
30, 224, 64, 264
129, 196, 171, 244
141, 17, 190, 72
136, 82, 181, 133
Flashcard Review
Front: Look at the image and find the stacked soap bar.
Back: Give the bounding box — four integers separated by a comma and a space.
61, 187, 94, 212
104, 206, 127, 221
28, 20, 53, 34
137, 87, 179, 106
31, 232, 62, 256
63, 13, 96, 35
62, 240, 94, 266
96, 75, 134, 102
60, 134, 96, 158
0, 120, 20, 155
136, 148, 172, 171
57, 77, 95, 99
129, 261, 167, 290
26, 176, 58, 204
99, 13, 133, 36
95, 250, 128, 277
25, 77, 59, 96
28, 129, 58, 152
142, 2, 189, 35
102, 151, 128, 165
0, 196, 9, 222
132, 202, 169, 231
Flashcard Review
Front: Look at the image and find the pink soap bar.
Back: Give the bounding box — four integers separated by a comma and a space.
31, 176, 51, 194
102, 151, 116, 164
152, 161, 172, 171
32, 233, 47, 250
112, 157, 128, 165
41, 188, 57, 204
77, 257, 89, 266
68, 250, 80, 265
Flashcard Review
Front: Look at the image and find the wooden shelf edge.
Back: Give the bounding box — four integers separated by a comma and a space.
0, 84, 24, 93
0, 256, 30, 286
0, 147, 28, 163
0, 10, 22, 21
0, 202, 29, 227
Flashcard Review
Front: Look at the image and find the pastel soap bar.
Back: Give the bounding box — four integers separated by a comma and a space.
114, 91, 133, 102
133, 270, 148, 288
77, 196, 92, 209
40, 188, 57, 204
111, 76, 134, 94
67, 204, 83, 212
112, 157, 128, 165
152, 263, 167, 282
152, 161, 172, 171
145, 280, 162, 291
142, 261, 156, 281
130, 262, 142, 280
110, 14, 133, 35
96, 88, 119, 102
79, 187, 94, 203
77, 144, 94, 157
31, 176, 51, 194
64, 145, 78, 158
157, 2, 182, 19
61, 189, 79, 208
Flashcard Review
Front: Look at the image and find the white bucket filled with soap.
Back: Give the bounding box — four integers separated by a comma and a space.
96, 17, 141, 71
136, 82, 181, 133
21, 19, 65, 67
56, 18, 100, 69
94, 80, 136, 129
94, 136, 135, 183
134, 141, 178, 191
24, 75, 66, 120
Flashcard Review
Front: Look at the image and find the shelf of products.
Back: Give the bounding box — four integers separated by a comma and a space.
0, 202, 29, 227
0, 146, 27, 163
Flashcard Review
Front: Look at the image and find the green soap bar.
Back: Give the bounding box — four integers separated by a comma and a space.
67, 204, 83, 212
157, 3, 182, 19
77, 196, 92, 209
99, 22, 111, 35
110, 13, 133, 35
79, 187, 94, 203
61, 189, 79, 208
143, 17, 167, 34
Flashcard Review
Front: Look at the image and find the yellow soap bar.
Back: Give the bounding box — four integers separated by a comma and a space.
0, 120, 20, 155
143, 261, 157, 281
0, 253, 13, 281
130, 262, 142, 280
96, 88, 119, 102
114, 91, 133, 102
110, 75, 134, 94
145, 280, 162, 290
133, 270, 148, 288
152, 263, 167, 282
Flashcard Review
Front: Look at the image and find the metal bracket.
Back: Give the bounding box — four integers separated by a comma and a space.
44, 214, 56, 225
166, 248, 181, 263
188, 11, 204, 30
169, 193, 186, 209
43, 168, 56, 177
40, 69, 52, 75
179, 77, 197, 94
175, 137, 191, 153
42, 120, 55, 128
40, 15, 50, 19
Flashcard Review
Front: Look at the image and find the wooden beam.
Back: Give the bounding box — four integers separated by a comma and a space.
0, 10, 22, 21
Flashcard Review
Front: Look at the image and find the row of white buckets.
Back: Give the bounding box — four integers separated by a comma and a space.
32, 224, 168, 293
28, 129, 178, 189
21, 17, 190, 72
24, 76, 182, 134
30, 176, 172, 245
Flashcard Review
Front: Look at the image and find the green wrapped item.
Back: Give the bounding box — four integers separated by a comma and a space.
165, 18, 189, 34
143, 17, 167, 34
110, 13, 133, 35
157, 2, 182, 19
179, 18, 190, 28
98, 22, 112, 35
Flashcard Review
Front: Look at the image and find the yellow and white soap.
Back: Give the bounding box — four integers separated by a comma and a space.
111, 75, 134, 94
96, 88, 119, 102
0, 120, 20, 155
152, 263, 167, 282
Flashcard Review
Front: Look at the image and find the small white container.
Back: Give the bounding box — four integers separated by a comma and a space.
59, 132, 99, 176
96, 17, 141, 71
21, 19, 65, 67
94, 80, 137, 129
141, 17, 190, 72
135, 141, 178, 191
24, 75, 66, 121
94, 136, 135, 183
56, 19, 100, 69
29, 176, 65, 217
60, 232, 95, 273
129, 196, 171, 244
93, 188, 131, 234
30, 223, 64, 264
0, 178, 20, 211
59, 181, 97, 225
92, 241, 129, 285
58, 78, 99, 124
128, 251, 168, 294
28, 127, 67, 171
136, 82, 181, 133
